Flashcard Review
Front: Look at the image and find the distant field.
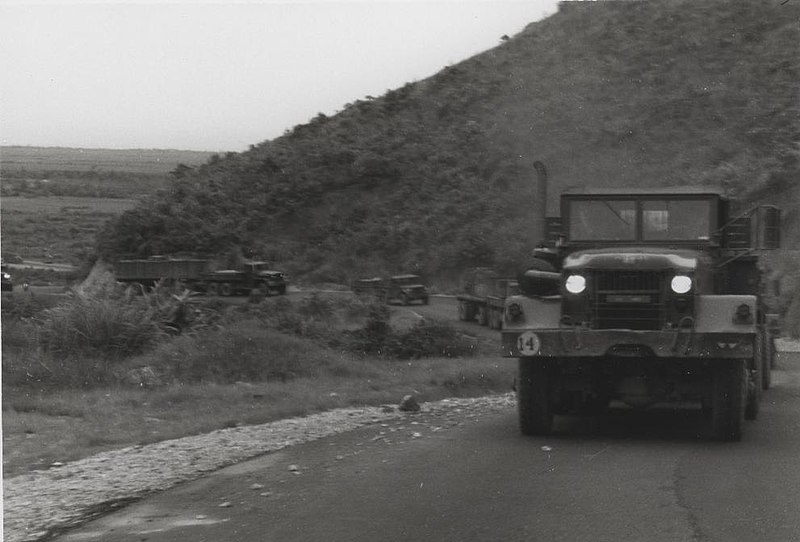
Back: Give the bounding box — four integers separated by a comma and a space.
0, 146, 214, 269
1, 146, 216, 175
1, 196, 138, 266
1, 196, 137, 214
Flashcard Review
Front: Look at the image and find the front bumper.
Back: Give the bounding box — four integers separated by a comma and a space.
502, 329, 753, 359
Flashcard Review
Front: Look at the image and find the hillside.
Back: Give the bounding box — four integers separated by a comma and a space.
97, 0, 799, 284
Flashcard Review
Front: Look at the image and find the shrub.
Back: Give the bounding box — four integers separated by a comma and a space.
37, 292, 167, 359
141, 319, 330, 384
387, 319, 476, 359
297, 293, 335, 319
34, 273, 206, 360
343, 313, 474, 360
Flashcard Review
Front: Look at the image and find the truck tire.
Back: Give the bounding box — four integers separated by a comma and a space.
220, 283, 233, 297
745, 334, 762, 420
477, 306, 488, 326
490, 308, 503, 330
517, 358, 554, 436
762, 327, 773, 390
206, 283, 219, 296
458, 301, 475, 321
710, 359, 746, 441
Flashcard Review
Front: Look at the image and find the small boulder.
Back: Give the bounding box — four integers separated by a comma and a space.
398, 394, 420, 412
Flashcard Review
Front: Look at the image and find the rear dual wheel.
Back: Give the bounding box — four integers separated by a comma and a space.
458, 301, 476, 322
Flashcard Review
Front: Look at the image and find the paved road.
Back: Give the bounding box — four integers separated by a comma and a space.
53, 362, 800, 542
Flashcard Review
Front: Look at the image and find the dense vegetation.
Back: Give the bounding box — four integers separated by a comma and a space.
97, 0, 799, 285
1, 270, 477, 389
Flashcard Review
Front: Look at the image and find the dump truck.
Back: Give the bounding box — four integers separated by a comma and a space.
457, 268, 518, 329
352, 274, 429, 305
502, 162, 780, 441
115, 257, 287, 296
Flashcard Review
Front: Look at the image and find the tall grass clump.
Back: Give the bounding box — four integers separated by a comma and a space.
37, 268, 214, 360
37, 292, 168, 359
139, 319, 332, 384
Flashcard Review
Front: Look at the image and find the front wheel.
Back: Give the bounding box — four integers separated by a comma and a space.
220, 282, 233, 297
763, 327, 774, 390
517, 358, 554, 436
458, 301, 475, 321
746, 331, 764, 420
476, 306, 488, 326
710, 359, 746, 441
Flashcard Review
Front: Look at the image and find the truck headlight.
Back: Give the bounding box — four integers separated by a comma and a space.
565, 274, 586, 294
670, 275, 692, 294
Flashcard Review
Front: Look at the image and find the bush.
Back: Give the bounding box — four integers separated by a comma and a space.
343, 313, 475, 360
141, 319, 330, 384
387, 319, 476, 359
33, 272, 209, 360
37, 291, 168, 359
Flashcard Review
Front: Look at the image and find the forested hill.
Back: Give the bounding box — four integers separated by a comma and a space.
98, 0, 799, 284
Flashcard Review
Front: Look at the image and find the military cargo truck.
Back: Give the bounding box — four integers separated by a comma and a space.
353, 274, 429, 305
457, 268, 518, 329
503, 163, 780, 441
1, 262, 13, 292
115, 257, 287, 296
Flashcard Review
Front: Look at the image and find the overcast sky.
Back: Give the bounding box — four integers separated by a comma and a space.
0, 1, 561, 152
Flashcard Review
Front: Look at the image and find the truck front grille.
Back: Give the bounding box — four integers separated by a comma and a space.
592, 271, 664, 330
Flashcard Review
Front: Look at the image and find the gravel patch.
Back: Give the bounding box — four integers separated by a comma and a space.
3, 394, 514, 542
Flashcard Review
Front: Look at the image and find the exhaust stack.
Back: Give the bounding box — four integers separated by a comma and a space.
533, 161, 548, 244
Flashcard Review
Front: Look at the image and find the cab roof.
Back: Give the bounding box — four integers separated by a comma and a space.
561, 185, 727, 198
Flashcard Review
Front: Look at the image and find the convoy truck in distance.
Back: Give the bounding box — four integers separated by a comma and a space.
1, 263, 13, 292
115, 257, 287, 296
353, 274, 429, 305
503, 163, 780, 441
457, 268, 518, 329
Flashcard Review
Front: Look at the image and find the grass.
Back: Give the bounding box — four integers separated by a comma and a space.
1, 288, 509, 477
2, 354, 513, 477
1, 196, 137, 265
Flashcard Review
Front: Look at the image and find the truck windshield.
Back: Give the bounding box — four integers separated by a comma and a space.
570, 200, 637, 241
642, 200, 711, 240
568, 198, 713, 242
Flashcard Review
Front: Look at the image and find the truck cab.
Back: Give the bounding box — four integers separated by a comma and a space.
504, 186, 780, 441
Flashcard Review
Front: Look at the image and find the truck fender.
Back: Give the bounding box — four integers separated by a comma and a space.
695, 295, 757, 333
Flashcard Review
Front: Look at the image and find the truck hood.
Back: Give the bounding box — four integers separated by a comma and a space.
563, 247, 707, 272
